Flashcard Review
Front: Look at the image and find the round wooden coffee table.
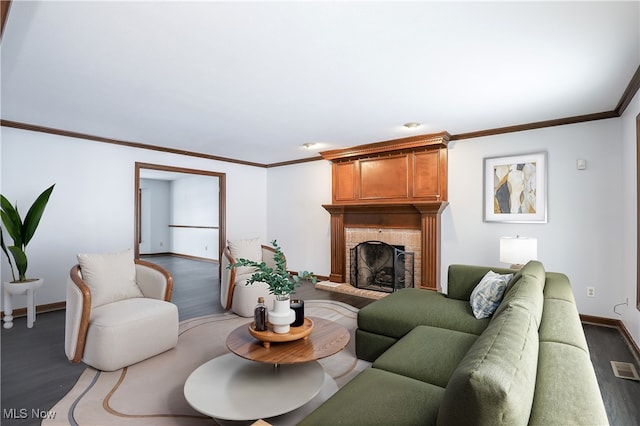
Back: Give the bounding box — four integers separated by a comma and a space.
184, 317, 350, 422
226, 316, 350, 364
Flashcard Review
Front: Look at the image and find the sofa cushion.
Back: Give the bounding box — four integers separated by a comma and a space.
299, 368, 445, 426
227, 237, 261, 275
77, 249, 143, 308
358, 288, 490, 339
513, 260, 545, 292
530, 341, 609, 426
539, 298, 588, 352
492, 261, 545, 328
543, 272, 576, 303
373, 325, 478, 388
469, 270, 513, 319
437, 305, 539, 426
355, 329, 398, 362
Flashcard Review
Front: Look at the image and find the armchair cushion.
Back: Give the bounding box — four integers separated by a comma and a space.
227, 237, 261, 275
83, 298, 178, 371
77, 249, 143, 308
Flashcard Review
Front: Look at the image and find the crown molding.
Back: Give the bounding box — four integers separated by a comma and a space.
320, 132, 450, 161
617, 65, 640, 115
450, 110, 618, 141
0, 119, 266, 168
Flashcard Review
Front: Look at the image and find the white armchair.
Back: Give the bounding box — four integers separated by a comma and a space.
221, 239, 280, 317
65, 250, 179, 371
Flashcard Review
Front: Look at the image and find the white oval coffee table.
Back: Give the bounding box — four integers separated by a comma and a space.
184, 352, 326, 421
184, 317, 350, 423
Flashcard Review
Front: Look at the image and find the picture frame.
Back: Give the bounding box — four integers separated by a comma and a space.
484, 152, 547, 223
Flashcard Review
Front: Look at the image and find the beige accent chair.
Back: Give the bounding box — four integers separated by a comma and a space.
65, 250, 179, 371
221, 238, 279, 317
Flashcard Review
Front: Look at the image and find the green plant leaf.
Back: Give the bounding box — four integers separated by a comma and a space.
0, 230, 16, 281
8, 246, 27, 282
0, 195, 23, 247
22, 184, 55, 246
1, 185, 55, 281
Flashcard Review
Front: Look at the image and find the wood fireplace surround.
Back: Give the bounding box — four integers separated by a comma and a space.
321, 132, 450, 291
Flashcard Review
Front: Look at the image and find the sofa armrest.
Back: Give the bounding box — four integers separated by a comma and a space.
446, 264, 515, 300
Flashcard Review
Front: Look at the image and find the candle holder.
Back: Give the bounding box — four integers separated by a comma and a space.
291, 299, 304, 327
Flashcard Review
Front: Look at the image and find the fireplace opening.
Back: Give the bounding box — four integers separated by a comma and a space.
350, 241, 414, 293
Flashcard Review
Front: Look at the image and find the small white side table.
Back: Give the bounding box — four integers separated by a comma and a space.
3, 279, 44, 329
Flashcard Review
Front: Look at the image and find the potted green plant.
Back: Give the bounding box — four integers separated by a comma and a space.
1, 184, 55, 329
1, 184, 55, 283
228, 239, 316, 333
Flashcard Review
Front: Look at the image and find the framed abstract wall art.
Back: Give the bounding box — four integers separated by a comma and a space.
484, 152, 547, 223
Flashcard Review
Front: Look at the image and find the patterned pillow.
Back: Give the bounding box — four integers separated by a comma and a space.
469, 270, 514, 319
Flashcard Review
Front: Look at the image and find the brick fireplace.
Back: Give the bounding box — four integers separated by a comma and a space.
321, 132, 450, 291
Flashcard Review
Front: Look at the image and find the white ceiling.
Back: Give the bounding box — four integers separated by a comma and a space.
1, 1, 638, 165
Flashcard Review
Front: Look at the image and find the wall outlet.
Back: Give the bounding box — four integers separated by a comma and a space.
205, 245, 208, 251
587, 287, 595, 297
159, 241, 163, 247
577, 159, 587, 170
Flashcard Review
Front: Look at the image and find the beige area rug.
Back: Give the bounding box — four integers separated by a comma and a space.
44, 300, 370, 426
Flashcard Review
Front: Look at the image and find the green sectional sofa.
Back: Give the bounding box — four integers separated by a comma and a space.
300, 261, 609, 426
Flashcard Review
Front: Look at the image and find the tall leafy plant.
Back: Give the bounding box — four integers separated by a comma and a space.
0, 184, 55, 282
228, 239, 316, 299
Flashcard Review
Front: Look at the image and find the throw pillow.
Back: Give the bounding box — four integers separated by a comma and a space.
227, 237, 262, 275
469, 270, 513, 319
77, 248, 143, 308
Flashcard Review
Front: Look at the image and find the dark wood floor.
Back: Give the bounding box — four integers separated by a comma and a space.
1, 256, 638, 425
145, 254, 373, 320
583, 323, 640, 424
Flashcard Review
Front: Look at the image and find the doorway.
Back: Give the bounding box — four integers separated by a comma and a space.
134, 162, 226, 275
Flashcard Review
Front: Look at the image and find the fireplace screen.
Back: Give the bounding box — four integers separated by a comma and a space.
350, 241, 414, 293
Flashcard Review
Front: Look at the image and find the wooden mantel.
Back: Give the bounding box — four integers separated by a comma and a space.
321, 132, 450, 291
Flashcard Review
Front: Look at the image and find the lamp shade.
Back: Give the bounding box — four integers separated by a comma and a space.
500, 236, 537, 266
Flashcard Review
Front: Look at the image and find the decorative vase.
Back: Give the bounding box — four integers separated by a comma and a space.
269, 297, 295, 334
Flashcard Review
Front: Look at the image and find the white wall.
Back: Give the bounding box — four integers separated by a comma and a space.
266, 160, 332, 276
140, 175, 220, 259
442, 119, 624, 318
621, 90, 640, 347
0, 127, 268, 309
171, 175, 219, 260
139, 178, 171, 254
267, 160, 331, 276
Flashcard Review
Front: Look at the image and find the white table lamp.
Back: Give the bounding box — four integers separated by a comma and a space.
500, 236, 537, 269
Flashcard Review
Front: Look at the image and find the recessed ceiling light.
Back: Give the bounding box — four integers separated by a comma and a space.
403, 122, 421, 129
